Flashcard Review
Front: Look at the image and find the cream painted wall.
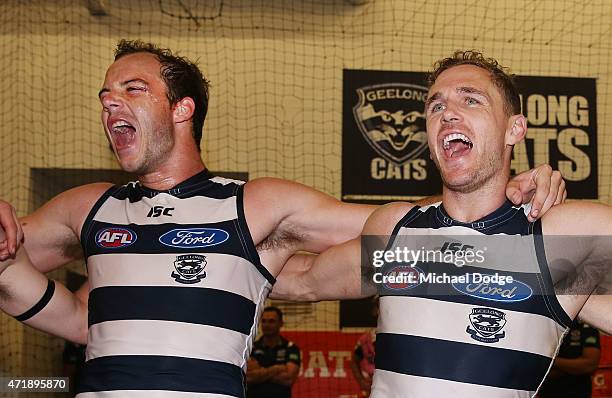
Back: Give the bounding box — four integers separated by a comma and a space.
0, 0, 609, 387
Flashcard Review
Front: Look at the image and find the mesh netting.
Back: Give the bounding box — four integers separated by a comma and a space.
0, 1, 610, 397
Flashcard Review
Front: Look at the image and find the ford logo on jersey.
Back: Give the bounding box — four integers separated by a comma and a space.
452, 275, 533, 302
159, 228, 230, 248
95, 227, 137, 248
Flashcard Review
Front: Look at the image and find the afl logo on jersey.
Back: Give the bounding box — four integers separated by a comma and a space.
95, 227, 137, 249
159, 228, 230, 249
383, 265, 422, 291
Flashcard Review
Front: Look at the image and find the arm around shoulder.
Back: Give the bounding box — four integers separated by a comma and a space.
270, 201, 415, 301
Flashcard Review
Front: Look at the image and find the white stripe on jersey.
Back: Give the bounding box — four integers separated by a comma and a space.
371, 369, 532, 398
77, 391, 238, 398
378, 296, 565, 358
88, 253, 270, 302
87, 320, 249, 367
394, 226, 541, 273
93, 194, 239, 225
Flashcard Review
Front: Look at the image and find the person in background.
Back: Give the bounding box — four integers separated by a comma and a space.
537, 321, 601, 398
247, 307, 300, 398
350, 297, 378, 397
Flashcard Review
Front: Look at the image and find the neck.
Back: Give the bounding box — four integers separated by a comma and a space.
442, 173, 509, 223
262, 334, 281, 347
138, 151, 206, 190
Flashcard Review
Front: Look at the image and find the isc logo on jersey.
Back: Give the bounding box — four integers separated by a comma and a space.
159, 228, 230, 249
95, 227, 137, 248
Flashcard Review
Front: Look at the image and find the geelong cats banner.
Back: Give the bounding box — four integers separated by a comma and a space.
341, 69, 598, 203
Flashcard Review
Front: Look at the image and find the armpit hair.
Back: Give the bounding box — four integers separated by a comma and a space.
62, 241, 84, 260
0, 281, 13, 302
256, 223, 305, 252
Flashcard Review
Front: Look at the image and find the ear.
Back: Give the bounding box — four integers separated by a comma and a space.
173, 97, 195, 124
505, 114, 527, 146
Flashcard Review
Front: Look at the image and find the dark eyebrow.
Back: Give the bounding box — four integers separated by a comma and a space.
424, 92, 442, 110
98, 79, 148, 99
457, 86, 490, 101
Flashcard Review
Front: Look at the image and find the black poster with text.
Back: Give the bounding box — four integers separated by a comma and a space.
342, 69, 440, 205
514, 76, 597, 199
342, 70, 598, 206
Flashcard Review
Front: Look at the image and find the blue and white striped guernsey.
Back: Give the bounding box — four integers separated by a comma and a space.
77, 170, 274, 398
371, 200, 572, 398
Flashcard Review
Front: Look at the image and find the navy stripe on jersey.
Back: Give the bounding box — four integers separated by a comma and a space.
533, 220, 572, 328
376, 333, 551, 391
80, 185, 118, 245
379, 261, 559, 320
77, 355, 244, 397
89, 286, 255, 335
85, 220, 247, 258
407, 200, 532, 235
112, 170, 240, 202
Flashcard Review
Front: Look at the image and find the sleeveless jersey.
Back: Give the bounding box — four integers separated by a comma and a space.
372, 200, 572, 398
77, 170, 274, 398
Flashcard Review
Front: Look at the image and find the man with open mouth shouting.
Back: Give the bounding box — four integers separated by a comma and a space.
271, 51, 611, 398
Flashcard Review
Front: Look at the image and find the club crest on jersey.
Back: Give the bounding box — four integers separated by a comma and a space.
352, 83, 428, 165
452, 277, 533, 303
172, 254, 207, 284
467, 307, 507, 343
95, 227, 137, 249
159, 228, 230, 249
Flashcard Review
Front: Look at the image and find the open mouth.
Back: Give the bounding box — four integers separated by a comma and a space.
442, 132, 473, 158
108, 119, 136, 149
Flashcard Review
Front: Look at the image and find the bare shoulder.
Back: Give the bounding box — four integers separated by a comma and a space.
542, 201, 612, 235
363, 202, 416, 235
22, 182, 114, 230
19, 182, 115, 271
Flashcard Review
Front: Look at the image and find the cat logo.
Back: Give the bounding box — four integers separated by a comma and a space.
172, 254, 207, 284
353, 83, 428, 165
467, 307, 507, 343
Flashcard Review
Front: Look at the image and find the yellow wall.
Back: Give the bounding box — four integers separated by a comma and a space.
0, 0, 610, 386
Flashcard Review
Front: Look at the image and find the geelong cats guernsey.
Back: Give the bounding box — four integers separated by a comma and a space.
372, 200, 572, 398
77, 170, 274, 398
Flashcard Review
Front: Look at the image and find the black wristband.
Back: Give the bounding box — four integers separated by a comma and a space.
14, 279, 56, 322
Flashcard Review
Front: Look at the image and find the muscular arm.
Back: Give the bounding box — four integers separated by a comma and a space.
542, 202, 612, 332
0, 246, 88, 344
579, 291, 612, 334
20, 183, 112, 272
249, 165, 565, 277
271, 202, 413, 301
